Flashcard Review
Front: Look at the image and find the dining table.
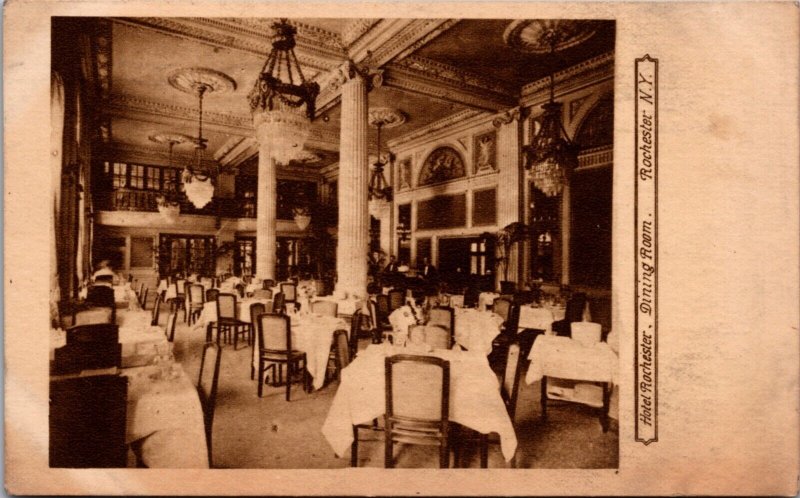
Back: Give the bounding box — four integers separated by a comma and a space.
123, 362, 209, 468
192, 297, 272, 332
322, 343, 518, 462
517, 302, 591, 333
251, 311, 348, 391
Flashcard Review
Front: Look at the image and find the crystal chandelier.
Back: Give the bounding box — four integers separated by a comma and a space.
168, 67, 236, 209
524, 29, 579, 197
149, 133, 191, 222
248, 19, 320, 165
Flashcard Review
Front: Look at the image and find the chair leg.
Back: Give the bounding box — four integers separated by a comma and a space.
540, 376, 548, 422
285, 361, 292, 401
385, 428, 393, 468
479, 433, 488, 468
351, 426, 359, 467
258, 360, 265, 398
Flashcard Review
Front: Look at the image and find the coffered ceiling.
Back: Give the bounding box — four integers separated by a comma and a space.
99, 17, 614, 172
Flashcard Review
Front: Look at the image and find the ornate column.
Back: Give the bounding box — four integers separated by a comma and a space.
493, 107, 525, 287
334, 62, 371, 298
253, 122, 277, 280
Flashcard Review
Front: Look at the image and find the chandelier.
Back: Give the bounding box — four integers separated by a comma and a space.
368, 108, 405, 204
149, 133, 192, 222
248, 19, 320, 165
524, 28, 580, 197
168, 67, 236, 209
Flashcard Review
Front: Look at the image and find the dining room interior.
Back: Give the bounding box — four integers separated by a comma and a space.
50, 16, 618, 469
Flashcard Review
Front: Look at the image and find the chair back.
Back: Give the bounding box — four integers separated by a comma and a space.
493, 297, 513, 322
216, 293, 238, 321
165, 311, 178, 341
376, 294, 391, 325
422, 324, 452, 350
427, 307, 454, 334
197, 342, 222, 464
565, 292, 587, 323
151, 293, 162, 325
252, 288, 273, 300
262, 279, 275, 290
257, 313, 292, 353
499, 280, 517, 294
333, 329, 351, 374
189, 284, 205, 305
349, 311, 363, 358
386, 354, 449, 422
249, 302, 267, 326
86, 285, 115, 308
49, 375, 128, 467
205, 288, 220, 303
67, 323, 119, 346
501, 342, 523, 421
272, 292, 285, 314
280, 282, 297, 302
174, 280, 186, 297
139, 288, 149, 309
463, 286, 479, 308
311, 300, 338, 317
388, 289, 405, 311
74, 306, 114, 325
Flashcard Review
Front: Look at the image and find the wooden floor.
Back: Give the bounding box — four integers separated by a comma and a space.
166, 306, 619, 469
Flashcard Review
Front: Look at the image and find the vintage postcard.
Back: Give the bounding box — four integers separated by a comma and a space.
4, 1, 798, 495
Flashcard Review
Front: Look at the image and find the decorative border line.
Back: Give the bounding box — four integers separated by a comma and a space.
634, 55, 658, 445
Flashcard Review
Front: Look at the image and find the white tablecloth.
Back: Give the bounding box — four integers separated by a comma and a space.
252, 312, 347, 391
322, 344, 518, 461
123, 364, 209, 468
454, 308, 503, 355
525, 335, 618, 387
517, 303, 590, 333
478, 292, 500, 311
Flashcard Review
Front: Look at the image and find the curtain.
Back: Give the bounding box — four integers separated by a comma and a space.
50, 71, 65, 325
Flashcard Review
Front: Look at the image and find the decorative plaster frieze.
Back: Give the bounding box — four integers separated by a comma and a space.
108, 142, 217, 169
387, 109, 488, 149
396, 55, 516, 97
112, 17, 344, 74
341, 18, 381, 48
521, 51, 614, 103
492, 106, 526, 128
384, 63, 517, 112
370, 19, 460, 64
108, 94, 253, 132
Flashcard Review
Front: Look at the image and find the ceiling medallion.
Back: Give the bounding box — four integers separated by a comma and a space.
503, 20, 599, 54
148, 132, 195, 146
367, 107, 407, 129
167, 67, 237, 96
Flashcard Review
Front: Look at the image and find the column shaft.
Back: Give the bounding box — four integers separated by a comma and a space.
496, 116, 523, 287
335, 73, 369, 298
255, 140, 277, 280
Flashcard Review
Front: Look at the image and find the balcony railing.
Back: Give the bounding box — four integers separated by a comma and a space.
98, 188, 259, 218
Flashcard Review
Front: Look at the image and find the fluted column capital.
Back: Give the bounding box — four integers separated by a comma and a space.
328, 60, 384, 92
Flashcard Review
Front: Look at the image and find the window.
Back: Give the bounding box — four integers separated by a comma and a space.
158, 235, 216, 278
103, 161, 175, 192
469, 240, 490, 276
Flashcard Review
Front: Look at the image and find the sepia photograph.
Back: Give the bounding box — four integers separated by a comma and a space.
5, 1, 798, 495
49, 15, 617, 470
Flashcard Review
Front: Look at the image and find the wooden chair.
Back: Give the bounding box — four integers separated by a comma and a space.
49, 375, 128, 467
248, 302, 267, 380
463, 286, 480, 309
165, 311, 178, 342
150, 293, 162, 326
311, 300, 338, 317
197, 342, 222, 467
388, 288, 405, 311
375, 295, 393, 343
85, 286, 116, 322
552, 292, 588, 337
427, 307, 455, 340
205, 288, 219, 303
171, 280, 186, 320
66, 322, 118, 345
332, 329, 350, 381
262, 279, 275, 290
255, 313, 309, 401
235, 283, 246, 298
280, 282, 297, 310
216, 293, 251, 349
349, 310, 364, 359
139, 287, 149, 310
251, 288, 272, 300
490, 298, 519, 369
53, 324, 121, 375
187, 284, 205, 325
272, 292, 285, 315
384, 354, 451, 468
420, 324, 452, 350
